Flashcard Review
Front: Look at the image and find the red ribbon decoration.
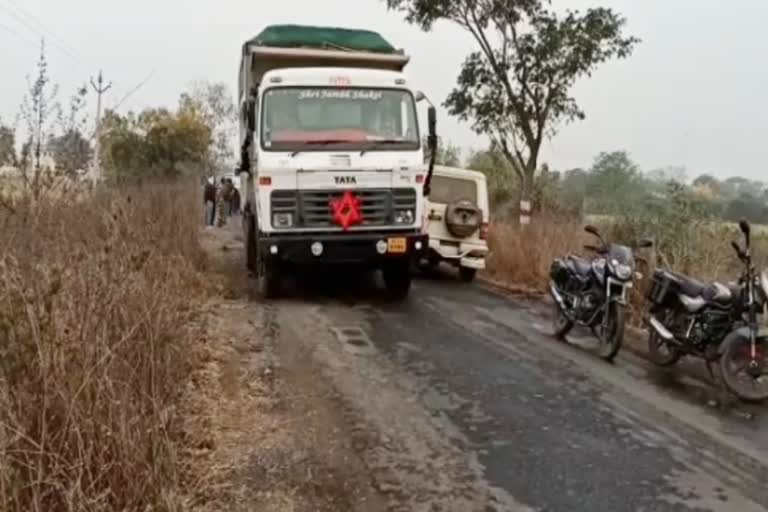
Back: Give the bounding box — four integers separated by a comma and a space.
330, 190, 363, 231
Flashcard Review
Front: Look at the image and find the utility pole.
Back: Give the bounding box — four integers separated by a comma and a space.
90, 70, 111, 181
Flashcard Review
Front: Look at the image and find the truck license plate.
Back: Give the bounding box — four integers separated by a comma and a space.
387, 238, 407, 253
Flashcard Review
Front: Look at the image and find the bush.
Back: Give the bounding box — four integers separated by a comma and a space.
0, 181, 208, 511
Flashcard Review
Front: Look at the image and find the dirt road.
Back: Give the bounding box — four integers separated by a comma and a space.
196, 221, 768, 512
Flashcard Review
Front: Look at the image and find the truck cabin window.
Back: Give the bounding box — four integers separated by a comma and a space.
261, 87, 419, 151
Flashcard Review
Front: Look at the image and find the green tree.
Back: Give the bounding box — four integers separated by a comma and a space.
724, 195, 768, 224
466, 144, 517, 209
101, 102, 212, 179
692, 173, 721, 197
47, 129, 92, 176
385, 0, 638, 221
586, 150, 642, 213
559, 168, 589, 213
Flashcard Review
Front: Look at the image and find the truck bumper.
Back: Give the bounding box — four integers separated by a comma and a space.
259, 231, 428, 266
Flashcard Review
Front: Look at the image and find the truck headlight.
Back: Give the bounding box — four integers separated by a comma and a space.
394, 209, 415, 225
272, 212, 293, 228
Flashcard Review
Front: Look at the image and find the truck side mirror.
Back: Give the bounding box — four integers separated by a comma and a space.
247, 99, 256, 132
424, 106, 437, 196
427, 106, 436, 139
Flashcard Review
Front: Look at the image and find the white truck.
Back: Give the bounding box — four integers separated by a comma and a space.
237, 25, 437, 298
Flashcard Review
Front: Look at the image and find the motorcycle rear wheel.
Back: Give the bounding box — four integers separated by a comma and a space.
647, 316, 682, 367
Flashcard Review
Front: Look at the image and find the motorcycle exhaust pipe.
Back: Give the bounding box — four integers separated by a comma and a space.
648, 315, 675, 341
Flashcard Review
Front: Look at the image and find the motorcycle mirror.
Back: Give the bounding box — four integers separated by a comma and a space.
739, 219, 751, 236
638, 239, 654, 249
739, 219, 751, 247
731, 241, 745, 259
584, 225, 600, 237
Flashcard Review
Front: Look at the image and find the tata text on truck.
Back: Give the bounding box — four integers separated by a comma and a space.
237, 25, 438, 298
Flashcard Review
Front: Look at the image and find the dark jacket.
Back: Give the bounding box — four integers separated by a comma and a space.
204, 183, 217, 203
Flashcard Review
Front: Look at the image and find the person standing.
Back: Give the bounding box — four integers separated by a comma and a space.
231, 186, 241, 216
216, 177, 228, 227
223, 179, 234, 217
203, 177, 217, 226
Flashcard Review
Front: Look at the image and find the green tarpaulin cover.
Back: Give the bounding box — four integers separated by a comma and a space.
248, 25, 398, 54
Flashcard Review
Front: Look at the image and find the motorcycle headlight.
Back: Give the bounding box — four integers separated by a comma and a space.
614, 263, 633, 280
394, 209, 415, 225
272, 212, 293, 228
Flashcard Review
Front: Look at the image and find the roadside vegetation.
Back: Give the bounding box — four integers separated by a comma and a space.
0, 45, 233, 511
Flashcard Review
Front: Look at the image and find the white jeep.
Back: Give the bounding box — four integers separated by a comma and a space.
420, 165, 490, 282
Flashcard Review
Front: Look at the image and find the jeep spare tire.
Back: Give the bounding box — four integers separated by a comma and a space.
445, 199, 481, 238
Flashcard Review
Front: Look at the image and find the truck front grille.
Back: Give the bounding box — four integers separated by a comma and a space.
270, 188, 417, 228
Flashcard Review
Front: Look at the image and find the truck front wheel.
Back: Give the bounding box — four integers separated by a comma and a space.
382, 263, 412, 300
257, 258, 281, 299
245, 214, 257, 272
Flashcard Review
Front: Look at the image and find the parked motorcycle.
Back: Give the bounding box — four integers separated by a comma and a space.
646, 220, 768, 402
549, 225, 651, 362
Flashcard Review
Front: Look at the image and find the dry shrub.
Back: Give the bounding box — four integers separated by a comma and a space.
485, 213, 586, 291
0, 180, 209, 511
486, 213, 768, 326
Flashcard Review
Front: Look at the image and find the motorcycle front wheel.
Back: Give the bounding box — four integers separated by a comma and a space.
719, 335, 768, 403
596, 302, 625, 363
552, 301, 574, 339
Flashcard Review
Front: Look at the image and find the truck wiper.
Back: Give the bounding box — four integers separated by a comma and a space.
290, 139, 357, 157
360, 139, 404, 156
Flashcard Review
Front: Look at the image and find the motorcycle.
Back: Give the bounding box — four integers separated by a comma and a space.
646, 220, 768, 402
549, 225, 651, 362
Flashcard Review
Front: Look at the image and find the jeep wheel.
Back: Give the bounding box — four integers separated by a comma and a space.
382, 264, 412, 300
459, 267, 477, 283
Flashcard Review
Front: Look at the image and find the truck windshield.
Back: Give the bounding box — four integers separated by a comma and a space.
261, 87, 420, 151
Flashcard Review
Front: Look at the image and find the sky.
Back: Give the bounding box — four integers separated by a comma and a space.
1, 0, 767, 181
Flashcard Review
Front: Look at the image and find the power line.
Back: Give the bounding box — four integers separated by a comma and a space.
112, 69, 156, 111
0, 20, 37, 47
0, 1, 83, 63
2, 0, 83, 59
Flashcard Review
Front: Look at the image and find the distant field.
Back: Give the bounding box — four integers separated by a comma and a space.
585, 213, 768, 235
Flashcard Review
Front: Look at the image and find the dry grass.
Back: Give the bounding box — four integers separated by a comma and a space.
485, 214, 768, 325
0, 180, 210, 511
484, 214, 587, 292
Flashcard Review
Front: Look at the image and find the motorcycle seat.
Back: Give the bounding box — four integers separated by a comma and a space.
566, 255, 592, 276
663, 270, 734, 305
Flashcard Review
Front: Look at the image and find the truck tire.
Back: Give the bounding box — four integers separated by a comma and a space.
257, 258, 281, 299
382, 263, 412, 300
245, 214, 257, 272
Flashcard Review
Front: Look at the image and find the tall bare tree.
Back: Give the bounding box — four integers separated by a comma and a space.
384, 0, 639, 223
